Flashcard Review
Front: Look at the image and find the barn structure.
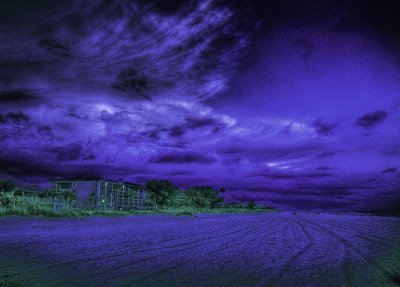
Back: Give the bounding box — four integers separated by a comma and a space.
50, 178, 151, 210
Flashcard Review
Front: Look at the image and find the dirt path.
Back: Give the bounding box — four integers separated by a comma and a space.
0, 212, 399, 287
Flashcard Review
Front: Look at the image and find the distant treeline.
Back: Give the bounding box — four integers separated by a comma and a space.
144, 179, 265, 210
0, 179, 273, 217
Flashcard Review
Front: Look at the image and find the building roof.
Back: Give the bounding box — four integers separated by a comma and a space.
50, 176, 101, 182
50, 177, 142, 187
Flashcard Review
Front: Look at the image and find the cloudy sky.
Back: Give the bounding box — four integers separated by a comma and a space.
1, 0, 399, 210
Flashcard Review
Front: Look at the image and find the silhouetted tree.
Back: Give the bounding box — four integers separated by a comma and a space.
145, 180, 177, 207
0, 180, 16, 207
184, 186, 223, 208
0, 180, 15, 194
247, 200, 256, 210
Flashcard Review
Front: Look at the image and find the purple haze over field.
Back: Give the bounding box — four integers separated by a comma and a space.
0, 0, 399, 211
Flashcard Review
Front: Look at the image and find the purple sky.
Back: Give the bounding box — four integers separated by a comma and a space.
1, 0, 399, 210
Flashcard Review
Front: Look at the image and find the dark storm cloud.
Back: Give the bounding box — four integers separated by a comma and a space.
0, 156, 62, 178
67, 106, 89, 120
220, 147, 244, 154
316, 151, 338, 158
185, 117, 216, 129
382, 167, 397, 173
36, 125, 53, 135
351, 1, 400, 44
38, 39, 71, 58
149, 152, 216, 164
310, 187, 352, 197
249, 186, 352, 197
112, 68, 149, 99
165, 170, 195, 176
249, 170, 333, 179
229, 189, 353, 210
0, 0, 250, 108
292, 38, 316, 58
274, 197, 351, 210
149, 0, 187, 15
168, 126, 185, 138
0, 90, 41, 104
0, 153, 146, 181
355, 110, 388, 128
48, 143, 84, 162
381, 145, 400, 156
82, 154, 96, 161
216, 140, 324, 164
0, 111, 30, 124
278, 123, 293, 135
316, 166, 332, 171
311, 118, 337, 136
241, 180, 371, 202
99, 110, 130, 123
37, 125, 52, 133
165, 115, 229, 138
328, 11, 353, 32
146, 130, 161, 141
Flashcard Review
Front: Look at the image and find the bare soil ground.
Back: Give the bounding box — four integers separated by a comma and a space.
0, 212, 399, 287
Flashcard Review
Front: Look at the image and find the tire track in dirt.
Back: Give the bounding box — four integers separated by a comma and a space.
122, 262, 188, 287
331, 234, 350, 287
320, 221, 400, 253
51, 221, 284, 287
266, 219, 314, 287
0, 222, 231, 261
319, 217, 400, 237
123, 222, 291, 287
304, 222, 351, 287
188, 222, 293, 287
3, 214, 398, 287
1, 223, 233, 275
81, 221, 282, 272
303, 218, 394, 285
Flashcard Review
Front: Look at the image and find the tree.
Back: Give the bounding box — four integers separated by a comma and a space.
184, 186, 223, 208
247, 200, 256, 210
166, 192, 190, 207
0, 180, 16, 207
0, 180, 15, 194
145, 180, 177, 207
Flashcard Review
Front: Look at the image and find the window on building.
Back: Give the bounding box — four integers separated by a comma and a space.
58, 182, 73, 189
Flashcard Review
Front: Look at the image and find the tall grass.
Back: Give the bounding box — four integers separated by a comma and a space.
0, 193, 276, 218
0, 271, 30, 287
158, 207, 275, 216
0, 205, 275, 218
0, 204, 146, 218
